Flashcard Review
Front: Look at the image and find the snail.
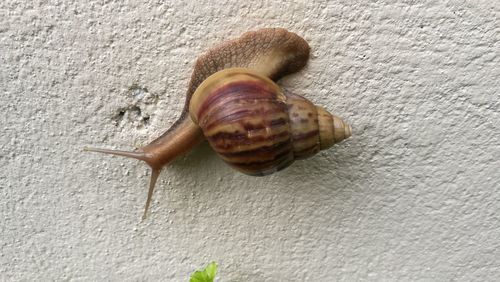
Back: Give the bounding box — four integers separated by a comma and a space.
85, 28, 352, 219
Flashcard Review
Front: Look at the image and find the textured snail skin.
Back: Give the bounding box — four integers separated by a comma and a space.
85, 28, 349, 218
190, 68, 351, 176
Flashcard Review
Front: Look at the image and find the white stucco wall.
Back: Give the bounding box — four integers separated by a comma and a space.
2, 1, 499, 281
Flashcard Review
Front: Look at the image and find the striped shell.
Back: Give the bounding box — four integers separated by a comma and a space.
189, 68, 351, 176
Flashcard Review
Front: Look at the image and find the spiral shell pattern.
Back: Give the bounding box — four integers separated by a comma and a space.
190, 68, 351, 175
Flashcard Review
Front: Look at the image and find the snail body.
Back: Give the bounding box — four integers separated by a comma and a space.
85, 28, 351, 218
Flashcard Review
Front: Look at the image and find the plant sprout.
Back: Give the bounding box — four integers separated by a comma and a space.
190, 262, 218, 282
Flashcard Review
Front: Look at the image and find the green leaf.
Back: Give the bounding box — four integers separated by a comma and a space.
190, 262, 218, 282
204, 262, 217, 279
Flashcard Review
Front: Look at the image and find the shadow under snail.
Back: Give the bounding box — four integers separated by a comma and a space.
85, 28, 352, 219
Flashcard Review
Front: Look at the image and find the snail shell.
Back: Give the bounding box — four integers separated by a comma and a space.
189, 68, 351, 176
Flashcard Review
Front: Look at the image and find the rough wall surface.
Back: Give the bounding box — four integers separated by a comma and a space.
1, 1, 499, 281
